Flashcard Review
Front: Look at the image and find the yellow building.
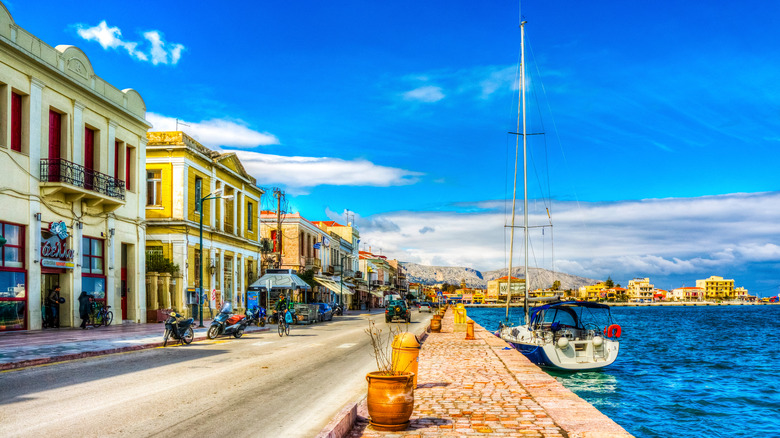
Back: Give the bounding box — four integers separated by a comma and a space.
486, 276, 525, 303
695, 276, 735, 300
627, 278, 654, 302
578, 282, 606, 301
145, 131, 264, 317
0, 4, 150, 330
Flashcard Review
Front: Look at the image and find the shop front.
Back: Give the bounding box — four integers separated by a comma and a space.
0, 221, 26, 331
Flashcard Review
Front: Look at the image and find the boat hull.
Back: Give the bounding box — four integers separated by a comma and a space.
497, 327, 619, 371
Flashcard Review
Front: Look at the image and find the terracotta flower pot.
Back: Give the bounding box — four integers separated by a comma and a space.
366, 371, 415, 431
430, 318, 441, 333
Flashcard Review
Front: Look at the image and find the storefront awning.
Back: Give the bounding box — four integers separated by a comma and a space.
251, 269, 311, 291
314, 277, 355, 295
369, 290, 384, 298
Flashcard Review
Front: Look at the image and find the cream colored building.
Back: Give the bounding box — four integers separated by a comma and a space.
0, 4, 150, 330
145, 131, 264, 317
627, 278, 654, 302
695, 276, 735, 300
486, 276, 525, 303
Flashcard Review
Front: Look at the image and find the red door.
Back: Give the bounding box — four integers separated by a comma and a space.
84, 128, 95, 190
48, 111, 61, 181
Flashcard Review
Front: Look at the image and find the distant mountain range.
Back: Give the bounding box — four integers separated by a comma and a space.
401, 262, 599, 291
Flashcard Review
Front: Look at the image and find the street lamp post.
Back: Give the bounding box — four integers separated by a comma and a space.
198, 189, 233, 327
339, 255, 346, 314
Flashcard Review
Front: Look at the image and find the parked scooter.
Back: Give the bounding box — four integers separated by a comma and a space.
207, 303, 250, 339
331, 302, 344, 316
245, 306, 266, 327
162, 311, 195, 347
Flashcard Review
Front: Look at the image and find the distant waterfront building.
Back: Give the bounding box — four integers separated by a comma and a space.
695, 276, 735, 300
627, 278, 654, 302
578, 282, 606, 301
486, 276, 524, 303
734, 286, 749, 301
670, 287, 704, 301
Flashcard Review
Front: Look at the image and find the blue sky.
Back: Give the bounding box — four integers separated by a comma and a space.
11, 0, 780, 295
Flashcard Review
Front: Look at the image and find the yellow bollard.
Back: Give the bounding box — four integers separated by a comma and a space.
392, 332, 421, 387
465, 320, 476, 340
454, 303, 467, 324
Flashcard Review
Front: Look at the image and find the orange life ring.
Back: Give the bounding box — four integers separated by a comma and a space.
604, 324, 622, 338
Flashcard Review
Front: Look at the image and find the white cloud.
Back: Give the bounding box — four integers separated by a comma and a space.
146, 113, 279, 148
403, 86, 445, 103
234, 151, 422, 190
75, 21, 184, 65
357, 192, 780, 292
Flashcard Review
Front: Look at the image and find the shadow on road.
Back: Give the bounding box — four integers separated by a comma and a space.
0, 347, 231, 406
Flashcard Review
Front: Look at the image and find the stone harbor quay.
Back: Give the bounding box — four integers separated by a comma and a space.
321, 308, 632, 438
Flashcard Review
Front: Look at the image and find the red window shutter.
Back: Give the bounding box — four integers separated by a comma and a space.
11, 93, 22, 152
271, 230, 278, 252
126, 148, 131, 189
114, 141, 120, 178
48, 110, 60, 159
84, 128, 94, 171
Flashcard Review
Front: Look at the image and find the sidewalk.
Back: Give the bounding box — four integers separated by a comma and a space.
0, 319, 268, 371
343, 308, 633, 438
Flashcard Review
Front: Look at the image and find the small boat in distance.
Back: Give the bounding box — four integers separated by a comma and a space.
498, 300, 621, 370
494, 17, 621, 371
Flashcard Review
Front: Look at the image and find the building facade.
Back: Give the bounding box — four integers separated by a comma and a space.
145, 131, 264, 317
627, 278, 654, 302
695, 276, 735, 300
0, 5, 150, 331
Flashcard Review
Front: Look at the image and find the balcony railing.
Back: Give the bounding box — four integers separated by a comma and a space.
40, 158, 125, 200
305, 257, 321, 270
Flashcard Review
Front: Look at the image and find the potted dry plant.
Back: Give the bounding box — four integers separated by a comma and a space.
365, 321, 415, 431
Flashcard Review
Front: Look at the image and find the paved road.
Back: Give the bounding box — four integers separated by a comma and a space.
0, 310, 432, 438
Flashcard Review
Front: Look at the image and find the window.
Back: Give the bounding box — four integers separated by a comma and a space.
82, 237, 104, 274
84, 128, 95, 190
146, 170, 162, 206
247, 202, 253, 231
10, 93, 22, 152
195, 176, 202, 213
0, 222, 24, 269
48, 110, 61, 160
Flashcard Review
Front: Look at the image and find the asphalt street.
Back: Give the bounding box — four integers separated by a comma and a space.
0, 309, 432, 438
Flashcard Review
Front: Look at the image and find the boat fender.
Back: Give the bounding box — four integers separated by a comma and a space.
556, 337, 569, 349
592, 336, 604, 347
604, 324, 622, 338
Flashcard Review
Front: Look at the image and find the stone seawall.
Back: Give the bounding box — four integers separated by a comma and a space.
345, 308, 633, 437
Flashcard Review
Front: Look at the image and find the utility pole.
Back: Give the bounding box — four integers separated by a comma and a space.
275, 188, 282, 269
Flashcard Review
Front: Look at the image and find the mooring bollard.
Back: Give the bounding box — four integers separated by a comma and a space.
465, 320, 476, 340
392, 332, 421, 387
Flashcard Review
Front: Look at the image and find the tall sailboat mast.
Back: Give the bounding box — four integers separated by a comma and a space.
505, 20, 528, 323
521, 21, 530, 326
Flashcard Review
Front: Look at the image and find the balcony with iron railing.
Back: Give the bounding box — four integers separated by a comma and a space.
305, 257, 321, 271
40, 158, 125, 211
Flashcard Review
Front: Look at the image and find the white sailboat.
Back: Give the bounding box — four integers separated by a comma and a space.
496, 20, 621, 371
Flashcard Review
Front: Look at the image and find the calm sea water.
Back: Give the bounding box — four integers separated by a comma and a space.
469, 305, 780, 438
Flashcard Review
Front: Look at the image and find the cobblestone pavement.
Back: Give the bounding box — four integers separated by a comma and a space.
347, 309, 633, 438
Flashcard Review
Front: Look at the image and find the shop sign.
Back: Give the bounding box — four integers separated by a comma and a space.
323, 237, 330, 248
41, 221, 75, 269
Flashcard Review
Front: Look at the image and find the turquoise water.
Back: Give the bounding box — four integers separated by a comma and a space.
469, 306, 780, 438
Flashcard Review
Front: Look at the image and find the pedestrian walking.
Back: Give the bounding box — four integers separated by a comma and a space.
78, 291, 90, 329
47, 285, 61, 328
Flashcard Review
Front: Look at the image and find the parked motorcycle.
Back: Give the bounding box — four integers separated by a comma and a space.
245, 306, 267, 327
207, 303, 250, 339
162, 311, 195, 347
331, 302, 344, 316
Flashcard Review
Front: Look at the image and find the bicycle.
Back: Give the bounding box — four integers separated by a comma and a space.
277, 310, 290, 337
90, 303, 114, 327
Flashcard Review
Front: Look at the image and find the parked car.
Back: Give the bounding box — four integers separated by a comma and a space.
419, 302, 432, 313
385, 300, 411, 323
315, 303, 333, 321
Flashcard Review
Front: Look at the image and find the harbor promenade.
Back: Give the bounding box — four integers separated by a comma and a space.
337, 308, 632, 438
